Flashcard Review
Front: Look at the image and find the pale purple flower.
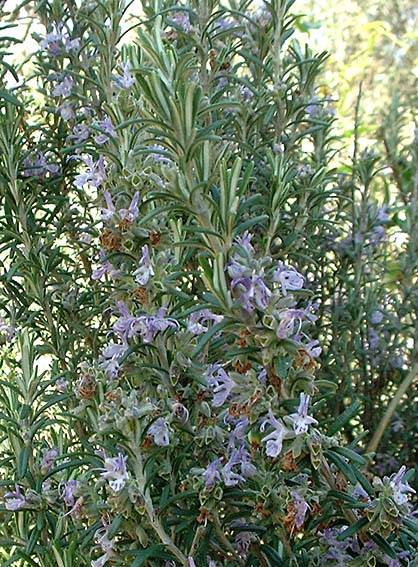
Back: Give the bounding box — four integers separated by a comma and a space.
234, 231, 254, 254
56, 377, 68, 392
58, 102, 74, 120
253, 3, 272, 27
205, 364, 236, 407
203, 459, 222, 489
391, 416, 404, 433
376, 205, 389, 223
321, 528, 353, 565
148, 417, 170, 446
297, 164, 314, 178
136, 308, 179, 343
273, 262, 305, 295
369, 225, 386, 246
147, 144, 172, 164
68, 124, 90, 144
100, 341, 128, 379
370, 310, 383, 325
172, 402, 189, 423
133, 245, 154, 285
390, 354, 405, 369
119, 191, 140, 223
41, 30, 63, 56
0, 318, 17, 341
227, 417, 249, 449
352, 484, 370, 501
251, 274, 272, 308
79, 232, 92, 244
41, 447, 59, 473
303, 339, 322, 358
389, 466, 416, 506
59, 480, 79, 507
216, 17, 235, 30
4, 485, 27, 511
273, 142, 285, 153
64, 37, 80, 52
306, 98, 321, 118
230, 272, 271, 312
287, 393, 318, 435
113, 301, 140, 340
101, 453, 129, 492
101, 191, 115, 222
40, 23, 80, 55
169, 12, 191, 32
95, 116, 116, 145
227, 257, 247, 280
91, 527, 114, 567
240, 85, 254, 101
41, 479, 52, 494
222, 449, 246, 486
187, 309, 223, 335
260, 410, 288, 458
92, 260, 119, 281
187, 559, 197, 567
74, 155, 106, 189
23, 153, 59, 178
92, 251, 119, 281
53, 75, 74, 97
113, 62, 135, 89
368, 328, 379, 351
258, 367, 267, 384
217, 77, 228, 90
234, 530, 252, 556
276, 308, 306, 339
292, 491, 309, 528
234, 445, 257, 479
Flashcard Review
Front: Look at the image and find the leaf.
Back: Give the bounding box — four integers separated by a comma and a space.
17, 446, 31, 478
158, 489, 198, 513
107, 514, 123, 539
260, 545, 284, 565
332, 446, 367, 466
191, 319, 232, 358
328, 401, 362, 435
353, 467, 374, 495
130, 545, 173, 566
233, 523, 266, 534
403, 516, 418, 535
325, 450, 358, 485
0, 90, 22, 106
326, 490, 368, 508
336, 518, 368, 540
234, 214, 269, 234
25, 527, 40, 555
2, 553, 39, 567
370, 533, 397, 559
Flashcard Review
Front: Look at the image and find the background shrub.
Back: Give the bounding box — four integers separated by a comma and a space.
0, 1, 416, 566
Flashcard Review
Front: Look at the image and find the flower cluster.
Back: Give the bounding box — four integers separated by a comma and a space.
0, 2, 416, 567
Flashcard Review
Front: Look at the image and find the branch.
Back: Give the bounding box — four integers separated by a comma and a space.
366, 363, 418, 455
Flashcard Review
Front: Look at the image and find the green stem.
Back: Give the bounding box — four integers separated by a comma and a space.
366, 363, 418, 454
130, 443, 188, 565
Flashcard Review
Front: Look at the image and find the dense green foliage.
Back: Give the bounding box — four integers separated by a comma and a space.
0, 1, 416, 566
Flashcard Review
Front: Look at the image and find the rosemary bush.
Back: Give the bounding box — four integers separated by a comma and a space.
0, 1, 416, 566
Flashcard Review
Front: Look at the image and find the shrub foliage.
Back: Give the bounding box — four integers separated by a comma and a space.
0, 1, 416, 566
